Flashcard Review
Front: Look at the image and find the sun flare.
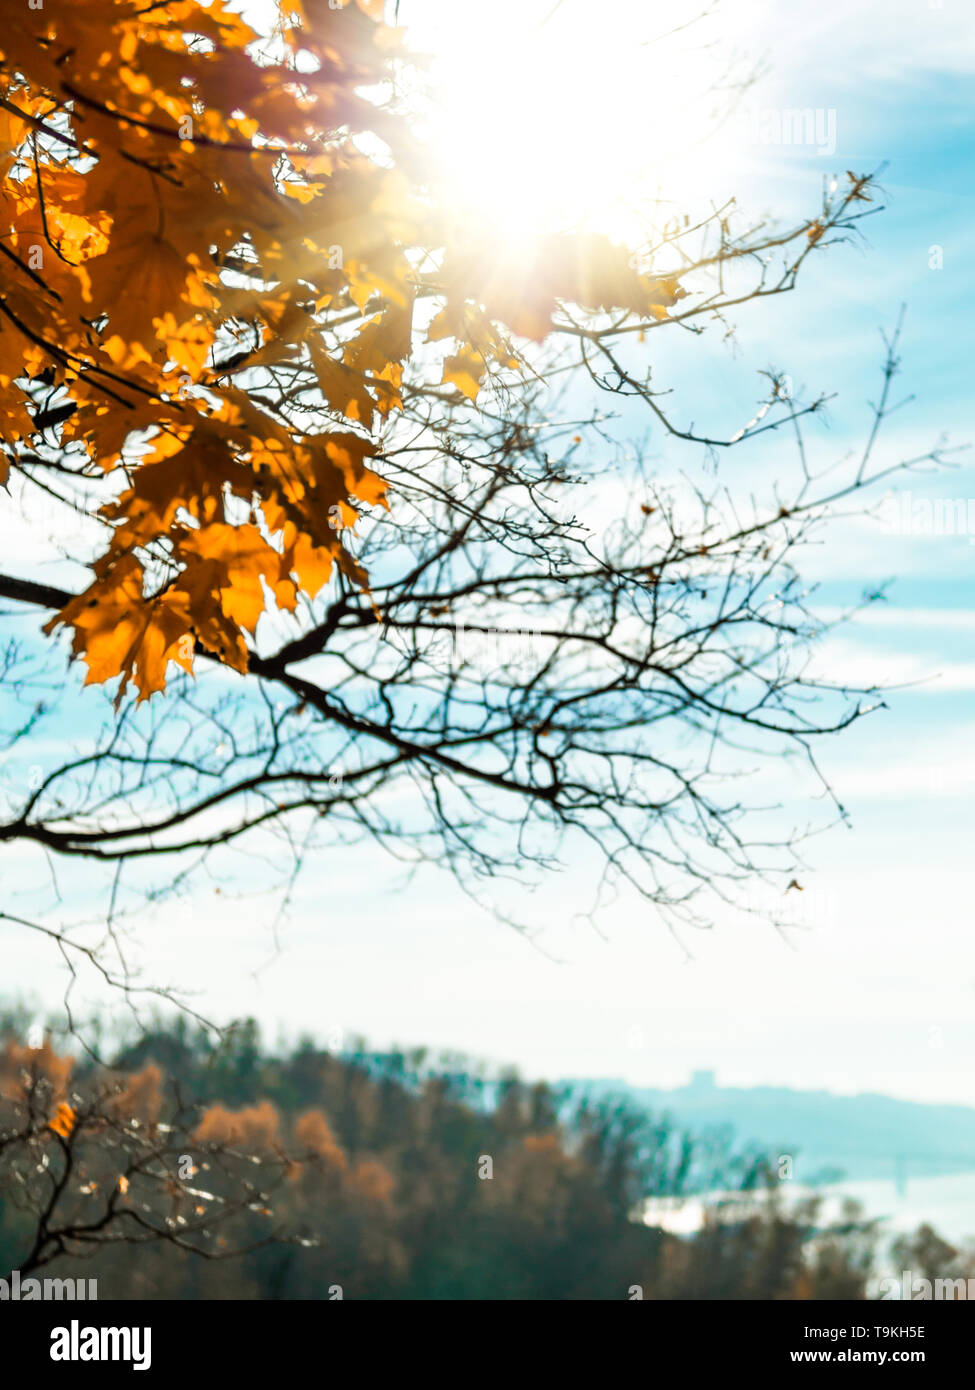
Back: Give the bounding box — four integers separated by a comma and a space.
401, 0, 740, 253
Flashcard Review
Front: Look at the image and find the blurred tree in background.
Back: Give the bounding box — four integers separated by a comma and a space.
2, 1010, 949, 1300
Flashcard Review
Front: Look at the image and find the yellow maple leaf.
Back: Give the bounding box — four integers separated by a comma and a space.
46, 555, 195, 707
442, 347, 485, 402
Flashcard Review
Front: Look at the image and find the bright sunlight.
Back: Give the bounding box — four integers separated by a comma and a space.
401, 0, 748, 249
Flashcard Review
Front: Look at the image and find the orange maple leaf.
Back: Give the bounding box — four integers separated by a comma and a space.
49, 1102, 77, 1139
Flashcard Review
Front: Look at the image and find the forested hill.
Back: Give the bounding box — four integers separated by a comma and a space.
0, 1013, 917, 1299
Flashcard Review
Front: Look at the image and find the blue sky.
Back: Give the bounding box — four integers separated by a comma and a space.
4, 0, 975, 1106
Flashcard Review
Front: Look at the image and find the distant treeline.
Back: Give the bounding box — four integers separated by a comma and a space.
0, 1009, 967, 1299
585, 1074, 975, 1185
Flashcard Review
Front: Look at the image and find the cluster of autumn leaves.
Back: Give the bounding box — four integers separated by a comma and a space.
0, 1033, 392, 1232
0, 0, 683, 702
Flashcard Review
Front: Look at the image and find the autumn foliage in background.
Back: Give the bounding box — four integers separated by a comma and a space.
0, 1021, 391, 1278
5, 1012, 968, 1300
0, 0, 679, 703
